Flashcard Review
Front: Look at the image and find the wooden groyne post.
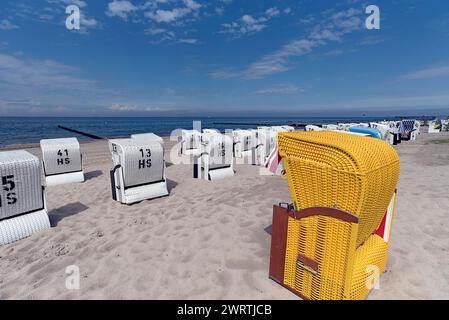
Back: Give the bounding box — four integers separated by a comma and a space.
57, 125, 105, 140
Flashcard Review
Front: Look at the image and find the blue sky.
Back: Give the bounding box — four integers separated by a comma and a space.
0, 0, 448, 117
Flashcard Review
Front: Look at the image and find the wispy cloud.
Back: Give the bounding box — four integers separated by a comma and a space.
220, 7, 282, 38
212, 6, 365, 79
144, 0, 201, 24
109, 103, 173, 112
398, 64, 449, 81
106, 0, 138, 20
0, 19, 19, 30
252, 84, 303, 95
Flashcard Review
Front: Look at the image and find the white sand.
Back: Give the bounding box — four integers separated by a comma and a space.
0, 132, 449, 299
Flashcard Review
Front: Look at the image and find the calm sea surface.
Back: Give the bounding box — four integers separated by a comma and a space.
0, 116, 395, 147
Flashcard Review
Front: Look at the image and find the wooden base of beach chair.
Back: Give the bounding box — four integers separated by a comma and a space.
269, 202, 395, 300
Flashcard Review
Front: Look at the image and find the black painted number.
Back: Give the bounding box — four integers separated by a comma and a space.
0, 175, 17, 207
56, 149, 70, 165
138, 148, 152, 169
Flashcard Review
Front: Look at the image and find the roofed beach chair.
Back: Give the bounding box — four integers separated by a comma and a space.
250, 129, 269, 166
40, 138, 85, 186
193, 133, 234, 180
428, 120, 441, 133
399, 120, 417, 141
179, 130, 201, 155
203, 129, 220, 134
305, 125, 323, 132
370, 123, 399, 145
109, 138, 168, 204
269, 131, 400, 300
272, 126, 293, 133
257, 127, 276, 164
0, 150, 50, 245
281, 125, 295, 132
322, 124, 338, 130
131, 132, 164, 147
441, 119, 449, 132
232, 129, 253, 159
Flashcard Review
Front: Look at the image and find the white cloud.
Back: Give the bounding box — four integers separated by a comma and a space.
398, 65, 449, 81
220, 6, 286, 38
214, 6, 364, 79
106, 1, 138, 20
183, 0, 201, 11
109, 103, 173, 112
146, 8, 191, 23
208, 68, 240, 80
178, 38, 198, 44
0, 53, 96, 89
265, 7, 280, 18
109, 103, 138, 111
252, 84, 303, 95
144, 0, 201, 24
0, 19, 19, 30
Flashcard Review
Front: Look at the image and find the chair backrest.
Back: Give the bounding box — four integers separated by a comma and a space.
278, 131, 400, 247
203, 134, 233, 169
399, 120, 416, 134
232, 130, 253, 152
370, 123, 391, 140
203, 129, 220, 134
180, 130, 201, 151
40, 138, 82, 176
322, 124, 338, 130
305, 125, 323, 132
131, 133, 164, 147
109, 139, 164, 188
0, 150, 44, 220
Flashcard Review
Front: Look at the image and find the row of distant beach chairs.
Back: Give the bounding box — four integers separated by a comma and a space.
0, 120, 419, 245
305, 119, 421, 145
0, 125, 292, 245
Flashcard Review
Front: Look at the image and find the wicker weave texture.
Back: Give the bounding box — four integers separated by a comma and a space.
0, 150, 43, 220
0, 209, 50, 245
131, 133, 164, 146
349, 234, 388, 300
283, 214, 358, 300
110, 139, 164, 188
278, 131, 400, 247
40, 138, 82, 175
202, 134, 233, 170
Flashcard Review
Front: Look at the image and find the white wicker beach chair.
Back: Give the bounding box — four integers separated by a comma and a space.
193, 133, 234, 180
203, 129, 220, 134
370, 123, 399, 145
322, 124, 339, 130
109, 138, 168, 204
428, 120, 441, 133
40, 138, 85, 186
305, 125, 323, 132
180, 130, 201, 155
280, 125, 295, 132
0, 150, 50, 245
232, 129, 253, 159
256, 127, 274, 164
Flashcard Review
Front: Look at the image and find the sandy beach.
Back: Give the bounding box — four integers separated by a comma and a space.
0, 131, 449, 300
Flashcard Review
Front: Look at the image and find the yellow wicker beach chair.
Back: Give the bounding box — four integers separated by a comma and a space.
269, 131, 400, 300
